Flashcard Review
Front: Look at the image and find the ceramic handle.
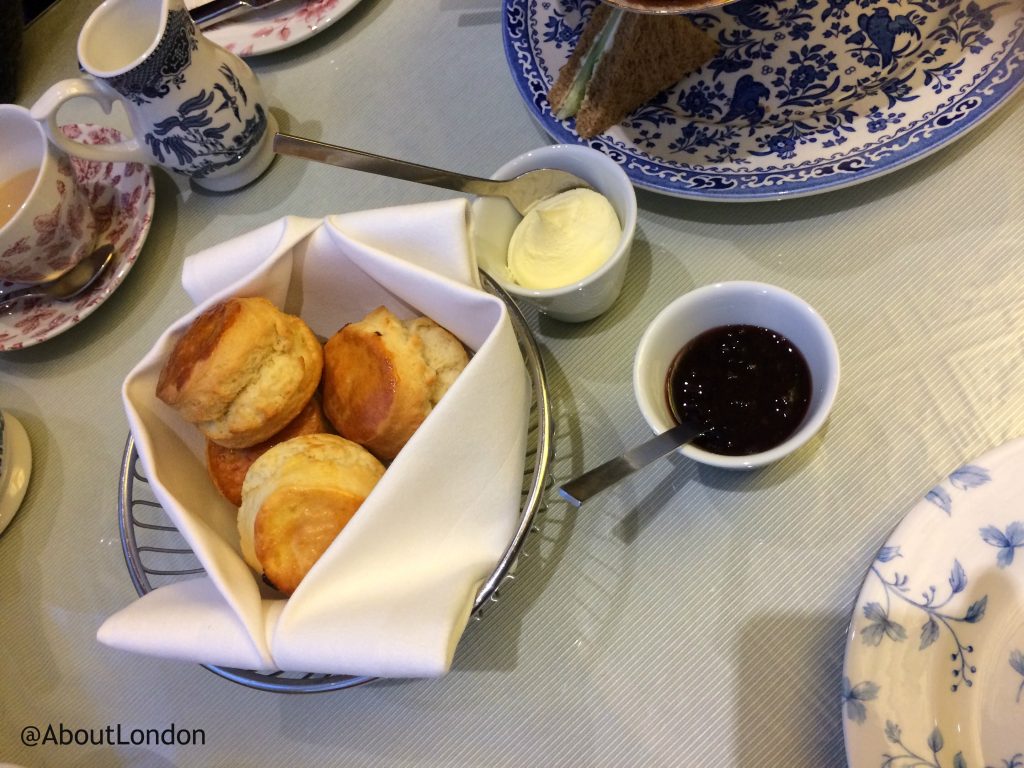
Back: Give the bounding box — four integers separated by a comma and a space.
30, 79, 149, 165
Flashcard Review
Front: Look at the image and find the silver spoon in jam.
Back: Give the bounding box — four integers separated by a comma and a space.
558, 421, 702, 507
559, 325, 811, 506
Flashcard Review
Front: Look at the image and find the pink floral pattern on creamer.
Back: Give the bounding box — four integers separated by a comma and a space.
0, 154, 98, 283
0, 124, 155, 352
204, 0, 360, 58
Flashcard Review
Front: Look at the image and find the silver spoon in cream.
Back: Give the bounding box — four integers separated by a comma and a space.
273, 133, 593, 216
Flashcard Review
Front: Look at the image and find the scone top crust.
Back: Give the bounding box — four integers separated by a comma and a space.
322, 306, 468, 462
238, 433, 385, 595
206, 396, 331, 507
156, 297, 324, 449
156, 298, 245, 415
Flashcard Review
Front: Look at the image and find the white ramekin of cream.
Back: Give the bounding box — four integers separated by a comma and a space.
470, 144, 637, 323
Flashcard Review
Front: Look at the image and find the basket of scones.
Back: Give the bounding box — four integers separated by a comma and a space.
105, 200, 546, 683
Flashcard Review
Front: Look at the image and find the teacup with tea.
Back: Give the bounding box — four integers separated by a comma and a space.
0, 104, 98, 285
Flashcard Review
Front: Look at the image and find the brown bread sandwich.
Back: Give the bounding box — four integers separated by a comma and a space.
548, 5, 719, 138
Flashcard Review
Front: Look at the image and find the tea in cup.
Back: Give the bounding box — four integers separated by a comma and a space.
0, 105, 98, 284
31, 0, 276, 192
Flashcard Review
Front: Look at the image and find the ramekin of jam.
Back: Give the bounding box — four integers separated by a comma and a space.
633, 282, 839, 470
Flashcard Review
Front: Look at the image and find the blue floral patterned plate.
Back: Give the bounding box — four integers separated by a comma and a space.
843, 438, 1024, 768
502, 0, 1024, 200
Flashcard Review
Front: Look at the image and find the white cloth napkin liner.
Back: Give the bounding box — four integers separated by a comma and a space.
103, 199, 530, 678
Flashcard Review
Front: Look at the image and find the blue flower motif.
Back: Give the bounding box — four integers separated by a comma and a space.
965, 0, 995, 32
790, 63, 822, 89
950, 465, 991, 490
678, 82, 725, 121
867, 112, 888, 132
821, 0, 852, 20
980, 522, 1024, 567
790, 21, 815, 41
861, 601, 907, 646
866, 562, 986, 690
923, 464, 991, 516
542, 14, 581, 47
876, 545, 901, 563
880, 73, 918, 107
925, 486, 953, 515
772, 133, 799, 157
842, 677, 879, 723
881, 717, 1020, 768
1011, 649, 1024, 704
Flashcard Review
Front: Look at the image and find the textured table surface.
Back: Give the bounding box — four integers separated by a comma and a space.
1, 0, 1022, 765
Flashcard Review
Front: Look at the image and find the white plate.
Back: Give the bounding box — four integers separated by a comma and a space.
190, 0, 363, 58
0, 125, 155, 352
0, 411, 31, 535
502, 0, 1024, 200
843, 438, 1024, 767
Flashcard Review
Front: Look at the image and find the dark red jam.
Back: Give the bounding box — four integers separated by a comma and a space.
666, 324, 812, 456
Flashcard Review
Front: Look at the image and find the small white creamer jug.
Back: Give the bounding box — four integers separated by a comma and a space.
31, 0, 277, 192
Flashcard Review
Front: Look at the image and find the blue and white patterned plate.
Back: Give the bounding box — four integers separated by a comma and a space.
843, 438, 1024, 768
502, 0, 1024, 200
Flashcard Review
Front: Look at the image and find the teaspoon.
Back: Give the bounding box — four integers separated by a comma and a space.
273, 133, 593, 216
0, 243, 115, 312
558, 421, 703, 507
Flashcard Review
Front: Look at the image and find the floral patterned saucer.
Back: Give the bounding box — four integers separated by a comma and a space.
188, 0, 363, 58
0, 125, 155, 352
843, 438, 1024, 768
502, 0, 1024, 200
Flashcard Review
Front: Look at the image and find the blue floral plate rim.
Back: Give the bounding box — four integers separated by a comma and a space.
502, 0, 1024, 201
842, 437, 1024, 767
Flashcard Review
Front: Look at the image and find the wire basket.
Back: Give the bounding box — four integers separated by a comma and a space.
117, 272, 553, 693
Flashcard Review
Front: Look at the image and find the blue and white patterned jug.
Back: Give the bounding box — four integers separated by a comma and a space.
31, 0, 276, 192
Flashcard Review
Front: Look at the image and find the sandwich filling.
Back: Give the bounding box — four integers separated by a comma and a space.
553, 9, 625, 121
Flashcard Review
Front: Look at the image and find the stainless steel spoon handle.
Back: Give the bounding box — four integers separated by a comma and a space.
274, 133, 500, 196
272, 133, 590, 215
558, 422, 702, 507
0, 243, 114, 312
189, 0, 284, 29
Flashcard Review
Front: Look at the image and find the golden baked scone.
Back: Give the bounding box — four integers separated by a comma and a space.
321, 306, 469, 462
237, 433, 385, 595
206, 396, 331, 507
156, 297, 324, 449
